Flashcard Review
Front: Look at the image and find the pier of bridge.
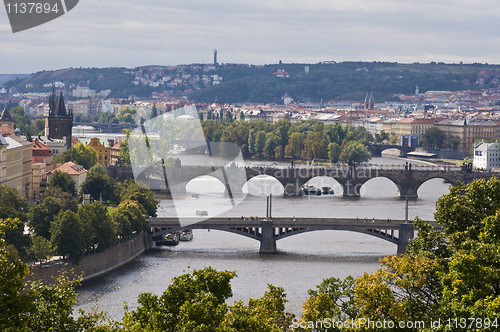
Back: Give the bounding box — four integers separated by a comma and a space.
149, 217, 441, 254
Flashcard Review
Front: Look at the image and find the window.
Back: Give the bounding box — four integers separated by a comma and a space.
99, 155, 102, 159
105, 156, 107, 159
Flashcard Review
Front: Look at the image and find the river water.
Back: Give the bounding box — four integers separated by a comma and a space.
75, 154, 451, 320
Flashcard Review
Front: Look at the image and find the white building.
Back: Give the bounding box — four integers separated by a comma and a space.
473, 140, 500, 171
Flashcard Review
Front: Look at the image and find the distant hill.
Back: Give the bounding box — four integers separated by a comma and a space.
0, 74, 29, 86
4, 62, 500, 103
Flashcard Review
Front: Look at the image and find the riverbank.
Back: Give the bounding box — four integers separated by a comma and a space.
27, 232, 152, 284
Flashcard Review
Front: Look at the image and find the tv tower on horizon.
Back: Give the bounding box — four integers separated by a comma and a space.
214, 49, 218, 65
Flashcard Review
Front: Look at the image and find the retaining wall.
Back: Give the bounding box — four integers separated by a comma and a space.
27, 232, 152, 284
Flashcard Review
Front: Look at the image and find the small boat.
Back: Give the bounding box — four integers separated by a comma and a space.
191, 193, 200, 198
302, 185, 321, 195
179, 230, 193, 241
154, 232, 179, 246
196, 210, 208, 216
322, 187, 334, 195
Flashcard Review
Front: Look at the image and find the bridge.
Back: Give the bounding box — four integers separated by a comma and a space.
135, 164, 495, 198
367, 144, 413, 157
73, 122, 135, 132
149, 217, 441, 254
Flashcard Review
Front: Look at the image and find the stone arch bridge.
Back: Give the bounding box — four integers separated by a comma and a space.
149, 217, 440, 254
135, 165, 495, 198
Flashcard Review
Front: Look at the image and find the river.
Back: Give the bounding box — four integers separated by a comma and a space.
75, 155, 451, 320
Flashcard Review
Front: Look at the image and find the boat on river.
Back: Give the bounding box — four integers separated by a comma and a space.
196, 210, 208, 216
153, 232, 179, 246
179, 230, 193, 241
301, 185, 321, 195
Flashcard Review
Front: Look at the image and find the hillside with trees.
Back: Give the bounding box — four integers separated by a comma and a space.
3, 62, 500, 103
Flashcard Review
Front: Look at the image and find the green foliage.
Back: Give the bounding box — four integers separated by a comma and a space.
117, 106, 137, 124
78, 202, 116, 253
112, 199, 149, 236
120, 129, 131, 165
59, 142, 98, 170
50, 210, 86, 263
123, 267, 236, 331
9, 106, 31, 135
121, 179, 158, 217
327, 142, 340, 163
0, 186, 30, 258
423, 127, 447, 149
79, 172, 120, 204
26, 235, 54, 263
48, 170, 77, 195
340, 141, 371, 165
29, 196, 64, 240
89, 164, 109, 176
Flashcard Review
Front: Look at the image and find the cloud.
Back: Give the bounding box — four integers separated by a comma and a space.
1, 0, 500, 73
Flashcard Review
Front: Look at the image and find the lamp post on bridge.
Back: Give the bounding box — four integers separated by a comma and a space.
405, 197, 408, 223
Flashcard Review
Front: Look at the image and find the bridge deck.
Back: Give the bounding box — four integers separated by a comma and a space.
149, 217, 440, 230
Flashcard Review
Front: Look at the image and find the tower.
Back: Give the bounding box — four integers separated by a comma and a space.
368, 92, 375, 110
0, 107, 15, 130
45, 87, 73, 150
214, 49, 218, 65
415, 85, 419, 95
364, 92, 369, 109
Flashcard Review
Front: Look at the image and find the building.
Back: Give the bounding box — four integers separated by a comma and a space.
32, 138, 54, 171
47, 161, 87, 193
45, 89, 73, 150
473, 140, 500, 171
0, 107, 15, 130
34, 136, 67, 158
436, 119, 500, 152
79, 137, 111, 166
394, 118, 435, 143
110, 142, 121, 165
30, 163, 47, 201
0, 127, 32, 198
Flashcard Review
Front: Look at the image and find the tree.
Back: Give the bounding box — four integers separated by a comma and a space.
121, 179, 158, 217
256, 130, 267, 157
303, 132, 328, 159
79, 172, 120, 204
288, 132, 305, 158
9, 106, 31, 134
248, 129, 256, 155
423, 127, 446, 149
113, 199, 149, 235
0, 186, 30, 258
50, 210, 86, 263
78, 202, 116, 253
88, 164, 109, 176
340, 141, 371, 165
0, 218, 110, 330
150, 104, 158, 119
122, 267, 236, 331
26, 235, 54, 264
29, 196, 64, 240
327, 142, 340, 163
120, 129, 131, 165
48, 170, 76, 195
59, 143, 98, 170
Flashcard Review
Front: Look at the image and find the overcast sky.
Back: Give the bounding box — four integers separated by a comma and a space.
2, 0, 500, 74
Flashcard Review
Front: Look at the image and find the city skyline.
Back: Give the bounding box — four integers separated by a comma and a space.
2, 0, 500, 74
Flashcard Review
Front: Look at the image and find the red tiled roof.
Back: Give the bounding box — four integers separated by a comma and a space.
47, 161, 87, 176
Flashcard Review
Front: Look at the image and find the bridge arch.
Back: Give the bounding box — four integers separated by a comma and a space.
186, 175, 226, 194
359, 177, 399, 197
306, 176, 342, 195
243, 175, 284, 196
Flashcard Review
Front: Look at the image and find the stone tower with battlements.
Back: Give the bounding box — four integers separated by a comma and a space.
45, 87, 73, 150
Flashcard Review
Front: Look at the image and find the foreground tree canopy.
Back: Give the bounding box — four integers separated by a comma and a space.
5, 177, 500, 331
